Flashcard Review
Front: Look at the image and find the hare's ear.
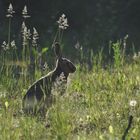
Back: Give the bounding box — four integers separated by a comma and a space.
54, 42, 62, 58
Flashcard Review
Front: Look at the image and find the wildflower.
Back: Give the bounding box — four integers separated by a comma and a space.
6, 3, 15, 18
5, 101, 9, 109
99, 135, 103, 140
129, 100, 137, 107
57, 14, 69, 30
86, 115, 91, 121
109, 125, 114, 134
116, 113, 120, 118
22, 5, 30, 19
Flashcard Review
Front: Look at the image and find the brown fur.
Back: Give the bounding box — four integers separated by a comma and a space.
22, 42, 76, 114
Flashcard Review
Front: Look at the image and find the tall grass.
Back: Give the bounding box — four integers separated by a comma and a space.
0, 3, 140, 140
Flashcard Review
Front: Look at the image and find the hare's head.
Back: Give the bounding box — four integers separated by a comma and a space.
54, 42, 76, 77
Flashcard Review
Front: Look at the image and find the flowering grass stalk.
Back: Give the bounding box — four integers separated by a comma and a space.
6, 3, 15, 48
53, 14, 69, 45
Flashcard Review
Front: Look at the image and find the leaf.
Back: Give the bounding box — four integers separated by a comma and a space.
5, 101, 9, 109
32, 48, 38, 56
41, 47, 48, 54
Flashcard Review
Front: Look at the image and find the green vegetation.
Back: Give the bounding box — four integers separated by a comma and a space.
0, 3, 140, 140
0, 53, 140, 140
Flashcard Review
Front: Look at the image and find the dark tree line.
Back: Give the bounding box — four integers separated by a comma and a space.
0, 0, 140, 52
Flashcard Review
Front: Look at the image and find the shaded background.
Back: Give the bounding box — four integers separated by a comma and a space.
0, 0, 140, 56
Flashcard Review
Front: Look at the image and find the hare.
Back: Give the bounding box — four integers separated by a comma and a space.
23, 42, 76, 114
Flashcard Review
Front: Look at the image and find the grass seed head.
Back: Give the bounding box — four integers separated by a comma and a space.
22, 5, 30, 19
11, 40, 16, 49
129, 100, 137, 107
6, 3, 15, 18
57, 14, 69, 30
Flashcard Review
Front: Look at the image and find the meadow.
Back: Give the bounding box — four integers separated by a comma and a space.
0, 4, 140, 140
